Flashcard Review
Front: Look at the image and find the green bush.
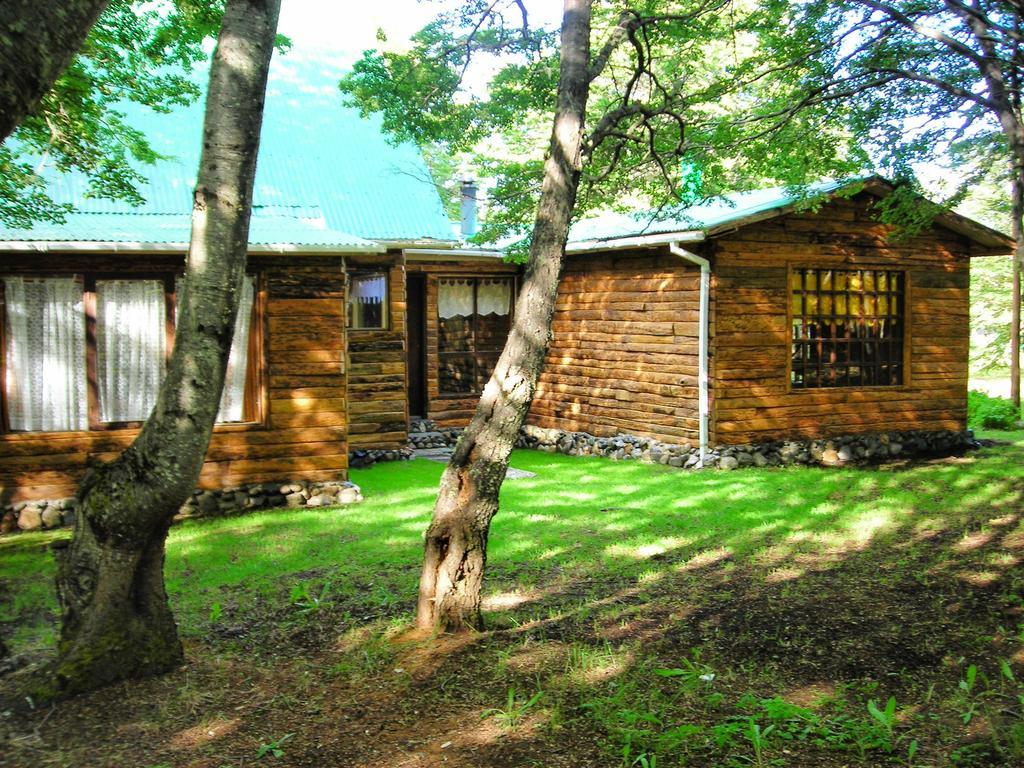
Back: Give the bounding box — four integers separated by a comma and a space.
968, 390, 1020, 430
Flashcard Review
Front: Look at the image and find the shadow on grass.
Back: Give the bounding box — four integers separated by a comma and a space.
2, 443, 1023, 766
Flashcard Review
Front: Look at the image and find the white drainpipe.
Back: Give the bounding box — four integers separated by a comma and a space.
669, 242, 710, 466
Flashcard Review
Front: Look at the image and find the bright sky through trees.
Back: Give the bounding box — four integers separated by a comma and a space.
277, 0, 561, 63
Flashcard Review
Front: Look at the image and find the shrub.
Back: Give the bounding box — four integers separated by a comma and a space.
967, 390, 1020, 430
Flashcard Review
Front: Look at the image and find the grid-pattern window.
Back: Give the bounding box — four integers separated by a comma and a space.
438, 277, 514, 394
790, 268, 905, 389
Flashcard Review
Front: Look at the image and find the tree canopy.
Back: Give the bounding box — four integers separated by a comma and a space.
0, 0, 222, 228
340, 0, 873, 254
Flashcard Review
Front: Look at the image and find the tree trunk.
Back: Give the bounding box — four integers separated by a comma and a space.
0, 0, 111, 144
38, 0, 281, 700
415, 0, 593, 632
1012, 170, 1023, 409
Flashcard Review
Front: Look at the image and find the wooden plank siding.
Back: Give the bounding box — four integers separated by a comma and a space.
407, 260, 522, 428
345, 257, 409, 450
710, 192, 972, 445
527, 250, 702, 444
0, 253, 351, 505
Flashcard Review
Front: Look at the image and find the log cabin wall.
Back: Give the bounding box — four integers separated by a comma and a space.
407, 259, 522, 428
0, 251, 351, 505
710, 192, 971, 445
526, 248, 702, 444
345, 256, 409, 450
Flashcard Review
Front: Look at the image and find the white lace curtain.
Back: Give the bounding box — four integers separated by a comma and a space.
217, 276, 255, 422
349, 273, 387, 329
96, 279, 166, 423
439, 278, 512, 319
351, 273, 385, 304
438, 279, 473, 318
477, 279, 512, 316
174, 275, 256, 422
4, 277, 88, 432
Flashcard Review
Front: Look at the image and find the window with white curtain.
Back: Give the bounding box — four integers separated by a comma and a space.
3, 272, 263, 433
3, 277, 88, 432
348, 273, 387, 329
217, 276, 255, 422
174, 274, 257, 423
438, 277, 513, 394
96, 279, 167, 423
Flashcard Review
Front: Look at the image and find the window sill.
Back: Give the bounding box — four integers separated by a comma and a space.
789, 383, 911, 393
212, 420, 268, 433
0, 419, 267, 440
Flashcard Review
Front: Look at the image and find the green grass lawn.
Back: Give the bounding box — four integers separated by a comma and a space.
2, 441, 1024, 767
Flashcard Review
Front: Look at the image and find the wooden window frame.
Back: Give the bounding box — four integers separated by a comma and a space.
347, 271, 390, 332
0, 271, 267, 435
437, 275, 516, 398
786, 265, 912, 392
0, 280, 7, 434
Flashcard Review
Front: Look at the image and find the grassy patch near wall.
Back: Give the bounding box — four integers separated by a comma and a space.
2, 444, 1024, 767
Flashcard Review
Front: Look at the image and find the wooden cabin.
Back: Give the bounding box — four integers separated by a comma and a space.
529, 179, 1013, 451
0, 72, 1012, 522
0, 58, 491, 508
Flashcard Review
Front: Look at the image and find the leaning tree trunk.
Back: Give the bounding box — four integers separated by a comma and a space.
0, 0, 111, 144
37, 0, 281, 700
416, 0, 593, 632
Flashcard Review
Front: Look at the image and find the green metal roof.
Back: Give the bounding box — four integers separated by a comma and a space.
0, 55, 455, 248
568, 179, 863, 244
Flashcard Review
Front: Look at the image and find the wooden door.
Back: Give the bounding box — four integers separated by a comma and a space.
406, 272, 427, 418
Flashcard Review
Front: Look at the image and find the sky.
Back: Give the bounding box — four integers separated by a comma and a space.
277, 0, 436, 62
276, 0, 562, 65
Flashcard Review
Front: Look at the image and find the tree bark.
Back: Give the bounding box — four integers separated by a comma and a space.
0, 0, 111, 144
415, 0, 593, 632
1012, 170, 1023, 408
38, 0, 281, 700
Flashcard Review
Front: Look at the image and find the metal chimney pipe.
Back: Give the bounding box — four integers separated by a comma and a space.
460, 178, 478, 239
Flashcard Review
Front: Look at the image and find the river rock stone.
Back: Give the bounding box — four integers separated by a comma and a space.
41, 506, 63, 529
339, 486, 363, 504
17, 505, 43, 531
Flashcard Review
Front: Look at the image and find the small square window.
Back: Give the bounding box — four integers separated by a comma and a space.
348, 273, 388, 330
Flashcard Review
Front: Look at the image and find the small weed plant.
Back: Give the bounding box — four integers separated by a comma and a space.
482, 687, 544, 729
744, 718, 775, 768
654, 649, 716, 694
255, 733, 293, 759
289, 579, 333, 617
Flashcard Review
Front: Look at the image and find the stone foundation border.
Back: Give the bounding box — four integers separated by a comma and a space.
515, 425, 978, 469
1, 478, 363, 535
349, 446, 414, 469
360, 422, 980, 471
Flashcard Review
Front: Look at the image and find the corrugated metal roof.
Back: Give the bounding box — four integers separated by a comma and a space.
0, 209, 380, 249
0, 55, 455, 247
568, 179, 859, 244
